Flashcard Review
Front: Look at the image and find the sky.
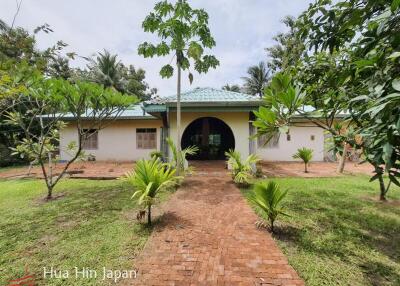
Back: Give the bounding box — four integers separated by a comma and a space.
1, 0, 313, 96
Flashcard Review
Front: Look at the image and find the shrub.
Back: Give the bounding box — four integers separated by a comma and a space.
123, 158, 181, 225
292, 147, 313, 173
150, 150, 164, 161
166, 137, 198, 174
248, 181, 288, 233
225, 149, 260, 187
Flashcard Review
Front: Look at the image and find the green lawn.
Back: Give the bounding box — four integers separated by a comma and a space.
243, 175, 400, 286
0, 178, 171, 286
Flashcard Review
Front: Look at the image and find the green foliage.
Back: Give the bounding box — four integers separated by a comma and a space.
252, 73, 305, 142
138, 0, 219, 81
248, 181, 288, 233
150, 150, 164, 161
293, 147, 313, 173
222, 84, 241, 92
2, 66, 136, 198
86, 50, 156, 101
295, 0, 400, 198
266, 15, 305, 72
242, 61, 271, 97
225, 149, 260, 187
124, 158, 180, 225
166, 137, 198, 174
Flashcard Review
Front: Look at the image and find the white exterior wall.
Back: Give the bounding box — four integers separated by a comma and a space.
168, 111, 251, 158
256, 124, 325, 161
60, 120, 162, 161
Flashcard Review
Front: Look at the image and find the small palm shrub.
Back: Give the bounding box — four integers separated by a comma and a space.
124, 158, 180, 225
166, 137, 199, 174
225, 149, 260, 187
292, 147, 313, 173
150, 150, 164, 161
248, 181, 288, 233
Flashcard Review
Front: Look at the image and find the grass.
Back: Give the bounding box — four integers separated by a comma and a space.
0, 178, 171, 285
243, 175, 400, 286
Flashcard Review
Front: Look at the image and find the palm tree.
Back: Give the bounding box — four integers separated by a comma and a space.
124, 158, 180, 225
89, 50, 124, 92
248, 181, 288, 233
222, 84, 241, 92
225, 149, 260, 186
242, 62, 271, 97
292, 147, 313, 173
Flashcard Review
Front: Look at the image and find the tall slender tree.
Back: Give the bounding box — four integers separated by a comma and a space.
242, 61, 271, 97
138, 0, 219, 174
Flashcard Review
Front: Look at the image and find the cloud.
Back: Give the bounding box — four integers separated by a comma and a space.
0, 0, 312, 95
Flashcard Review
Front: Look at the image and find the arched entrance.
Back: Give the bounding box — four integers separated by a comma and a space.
181, 117, 235, 160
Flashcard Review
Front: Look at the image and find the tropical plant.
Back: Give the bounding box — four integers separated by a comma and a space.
292, 147, 313, 173
87, 50, 124, 91
266, 15, 305, 72
150, 150, 164, 161
225, 149, 260, 186
166, 137, 198, 174
2, 69, 135, 199
138, 0, 219, 174
248, 181, 289, 233
222, 84, 241, 92
242, 61, 271, 97
295, 0, 400, 199
124, 158, 180, 225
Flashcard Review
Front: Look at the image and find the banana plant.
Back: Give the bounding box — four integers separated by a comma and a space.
123, 158, 181, 225
248, 181, 289, 233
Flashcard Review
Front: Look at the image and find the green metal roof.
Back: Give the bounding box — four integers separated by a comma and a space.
59, 104, 157, 120
145, 87, 262, 107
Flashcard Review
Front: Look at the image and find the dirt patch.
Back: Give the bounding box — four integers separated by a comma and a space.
260, 161, 374, 178
0, 161, 135, 179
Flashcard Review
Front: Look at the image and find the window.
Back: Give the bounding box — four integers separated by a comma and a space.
287, 134, 291, 141
311, 135, 315, 141
137, 128, 157, 149
82, 129, 98, 150
258, 133, 279, 149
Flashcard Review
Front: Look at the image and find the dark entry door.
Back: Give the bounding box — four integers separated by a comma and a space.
181, 117, 235, 160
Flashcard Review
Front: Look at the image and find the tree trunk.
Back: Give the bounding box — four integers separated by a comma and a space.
337, 142, 348, 173
377, 173, 387, 201
304, 163, 308, 173
176, 63, 182, 175
147, 205, 152, 226
47, 186, 53, 200
270, 217, 274, 233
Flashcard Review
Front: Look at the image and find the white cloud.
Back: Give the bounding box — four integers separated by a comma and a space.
0, 0, 312, 95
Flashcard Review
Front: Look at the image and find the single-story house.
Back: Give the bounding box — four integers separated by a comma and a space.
59, 87, 335, 162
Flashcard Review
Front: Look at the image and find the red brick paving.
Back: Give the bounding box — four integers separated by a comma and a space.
128, 161, 304, 286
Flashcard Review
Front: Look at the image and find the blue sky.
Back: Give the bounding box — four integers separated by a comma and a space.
1, 0, 313, 95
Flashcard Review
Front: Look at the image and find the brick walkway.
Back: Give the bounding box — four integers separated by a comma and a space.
129, 161, 303, 286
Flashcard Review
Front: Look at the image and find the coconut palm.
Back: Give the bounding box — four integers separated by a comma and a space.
242, 62, 271, 97
292, 147, 313, 173
225, 149, 260, 186
89, 50, 124, 92
222, 84, 241, 92
124, 158, 180, 225
166, 137, 199, 174
248, 181, 288, 233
